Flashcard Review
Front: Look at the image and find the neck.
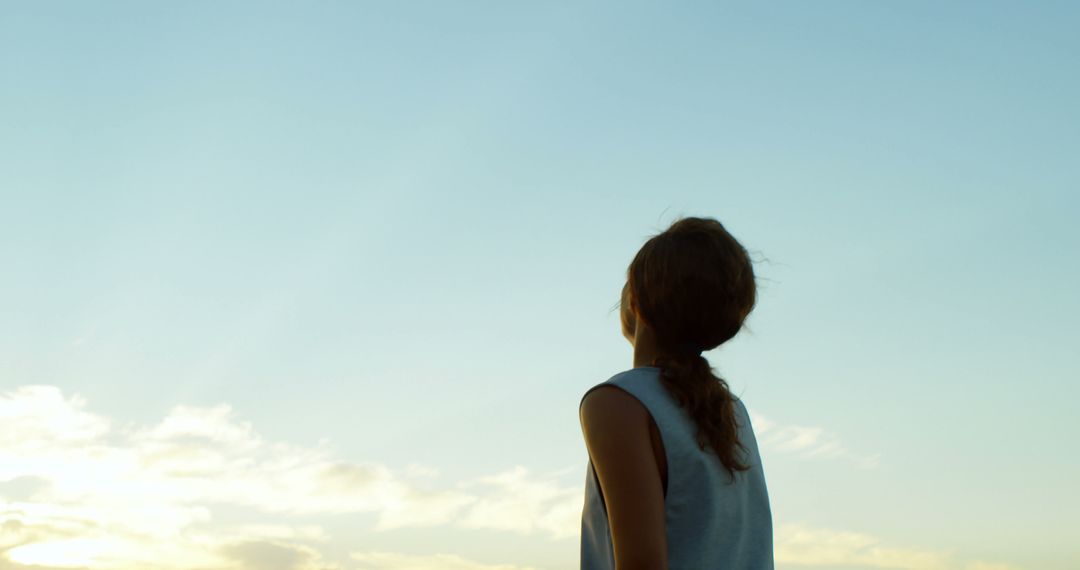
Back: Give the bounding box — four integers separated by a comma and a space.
633, 347, 660, 368
631, 325, 664, 368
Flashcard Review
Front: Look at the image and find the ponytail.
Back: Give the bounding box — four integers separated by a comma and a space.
652, 353, 749, 482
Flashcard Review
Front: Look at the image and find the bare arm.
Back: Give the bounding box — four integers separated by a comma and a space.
580, 386, 668, 570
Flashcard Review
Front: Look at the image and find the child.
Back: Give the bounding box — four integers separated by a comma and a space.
580, 216, 773, 569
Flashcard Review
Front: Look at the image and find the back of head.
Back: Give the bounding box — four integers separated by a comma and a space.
626, 216, 758, 481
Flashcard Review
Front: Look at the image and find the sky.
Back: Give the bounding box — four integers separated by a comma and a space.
1, 1, 1078, 569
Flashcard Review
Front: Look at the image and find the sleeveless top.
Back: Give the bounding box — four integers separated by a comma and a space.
580, 366, 773, 569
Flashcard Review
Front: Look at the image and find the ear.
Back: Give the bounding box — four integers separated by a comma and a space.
620, 285, 637, 341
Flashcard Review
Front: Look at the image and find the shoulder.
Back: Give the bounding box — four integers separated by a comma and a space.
580, 385, 648, 425
579, 376, 657, 446
578, 367, 655, 420
579, 385, 657, 490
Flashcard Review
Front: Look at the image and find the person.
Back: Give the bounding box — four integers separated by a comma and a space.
579, 216, 773, 570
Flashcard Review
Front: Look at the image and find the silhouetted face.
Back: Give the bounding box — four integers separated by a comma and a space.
620, 281, 636, 345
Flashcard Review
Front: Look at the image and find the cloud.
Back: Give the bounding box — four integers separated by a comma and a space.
220, 540, 339, 570
965, 563, 1023, 570
775, 524, 1021, 570
2, 384, 1016, 570
350, 551, 539, 570
776, 523, 951, 569
0, 386, 110, 448
403, 464, 441, 479
0, 384, 576, 570
747, 409, 881, 469
456, 466, 583, 540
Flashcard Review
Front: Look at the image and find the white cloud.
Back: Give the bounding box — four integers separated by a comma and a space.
220, 539, 342, 570
456, 466, 583, 540
403, 463, 441, 479
351, 551, 539, 570
776, 523, 950, 569
747, 409, 880, 469
775, 524, 1021, 570
965, 562, 1023, 570
0, 384, 575, 570
1, 384, 1017, 570
0, 386, 110, 449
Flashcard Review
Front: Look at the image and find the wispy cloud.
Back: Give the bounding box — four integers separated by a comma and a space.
0, 385, 1017, 570
776, 524, 1022, 570
776, 523, 951, 569
0, 385, 576, 569
350, 551, 540, 570
456, 466, 582, 540
747, 409, 881, 469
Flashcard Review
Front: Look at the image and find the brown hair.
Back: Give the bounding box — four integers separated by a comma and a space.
625, 216, 757, 481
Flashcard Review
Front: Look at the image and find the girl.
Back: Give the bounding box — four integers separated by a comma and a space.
579, 216, 773, 569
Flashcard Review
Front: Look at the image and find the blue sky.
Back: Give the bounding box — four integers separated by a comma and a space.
1, 2, 1077, 569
